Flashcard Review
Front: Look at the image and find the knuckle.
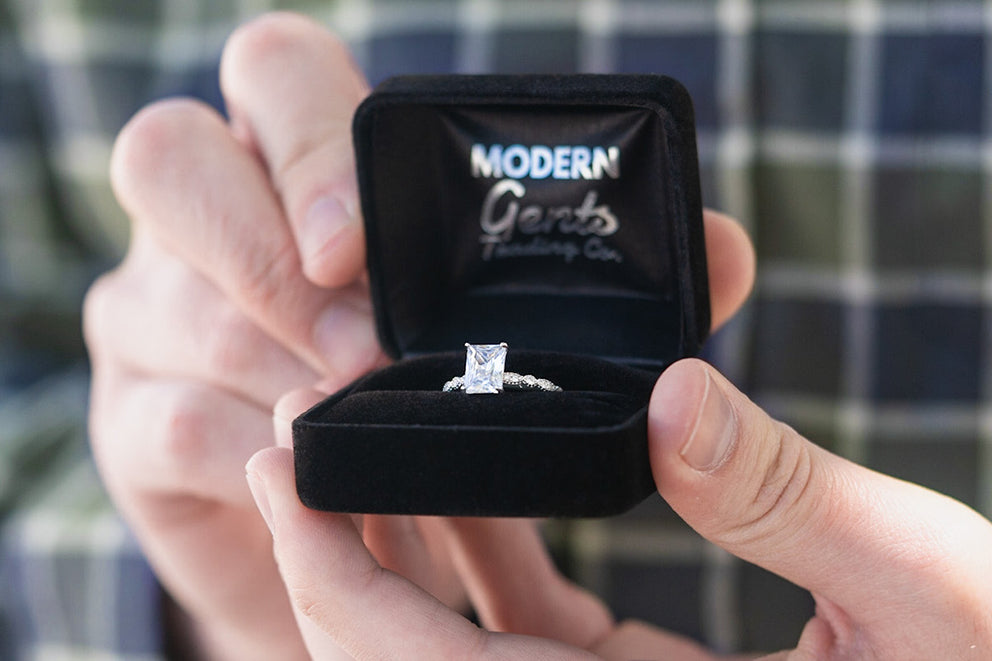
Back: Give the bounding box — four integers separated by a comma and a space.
720, 421, 818, 549
86, 374, 116, 457
219, 11, 361, 195
287, 583, 328, 623
153, 386, 213, 472
82, 271, 118, 354
222, 12, 349, 87
272, 132, 347, 204
110, 98, 218, 210
201, 303, 263, 379
235, 234, 303, 313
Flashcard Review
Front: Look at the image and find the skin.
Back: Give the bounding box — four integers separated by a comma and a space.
249, 354, 992, 659
85, 12, 443, 659
85, 10, 992, 660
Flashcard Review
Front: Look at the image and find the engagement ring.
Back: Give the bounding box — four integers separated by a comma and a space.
443, 343, 562, 394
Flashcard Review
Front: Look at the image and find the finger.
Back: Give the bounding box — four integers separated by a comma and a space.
407, 516, 472, 612
270, 388, 367, 541
273, 386, 330, 449
702, 209, 755, 331
90, 372, 273, 508
111, 98, 381, 387
221, 12, 369, 288
440, 517, 613, 649
591, 620, 727, 661
270, 393, 468, 610
648, 359, 992, 652
247, 447, 596, 660
85, 230, 320, 408
361, 516, 470, 612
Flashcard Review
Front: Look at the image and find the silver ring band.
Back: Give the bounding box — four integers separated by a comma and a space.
443, 372, 562, 392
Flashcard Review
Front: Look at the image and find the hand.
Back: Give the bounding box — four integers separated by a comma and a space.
249, 226, 991, 659
249, 363, 992, 660
649, 358, 992, 659
84, 13, 458, 659
242, 208, 758, 660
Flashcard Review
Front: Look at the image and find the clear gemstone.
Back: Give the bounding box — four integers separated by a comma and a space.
463, 343, 507, 394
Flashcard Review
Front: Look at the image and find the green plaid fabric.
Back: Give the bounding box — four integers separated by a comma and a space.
2, 0, 990, 657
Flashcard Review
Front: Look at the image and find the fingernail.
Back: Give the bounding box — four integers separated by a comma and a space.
246, 471, 274, 533
301, 195, 352, 265
679, 371, 736, 471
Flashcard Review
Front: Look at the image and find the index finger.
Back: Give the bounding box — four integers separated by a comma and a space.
246, 447, 596, 661
221, 12, 370, 288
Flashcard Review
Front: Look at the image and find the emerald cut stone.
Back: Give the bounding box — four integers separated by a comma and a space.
463, 343, 507, 394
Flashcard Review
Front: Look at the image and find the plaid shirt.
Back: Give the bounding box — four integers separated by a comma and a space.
2, 0, 990, 658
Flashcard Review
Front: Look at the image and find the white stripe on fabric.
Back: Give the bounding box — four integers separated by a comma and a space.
578, 0, 617, 73
835, 0, 881, 466
756, 132, 987, 167
456, 0, 497, 73
31, 644, 160, 661
760, 268, 987, 303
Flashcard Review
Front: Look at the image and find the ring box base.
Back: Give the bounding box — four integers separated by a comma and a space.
294, 351, 658, 516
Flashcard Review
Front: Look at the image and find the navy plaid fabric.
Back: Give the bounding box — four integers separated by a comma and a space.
2, 0, 990, 657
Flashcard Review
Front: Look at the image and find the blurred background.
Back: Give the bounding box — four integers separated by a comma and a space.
1, 0, 989, 657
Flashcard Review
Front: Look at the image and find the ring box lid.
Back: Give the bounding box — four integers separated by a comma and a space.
354, 74, 709, 370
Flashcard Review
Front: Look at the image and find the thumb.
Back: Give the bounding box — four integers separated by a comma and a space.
648, 359, 992, 651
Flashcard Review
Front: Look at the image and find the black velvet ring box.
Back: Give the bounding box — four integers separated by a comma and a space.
293, 74, 710, 517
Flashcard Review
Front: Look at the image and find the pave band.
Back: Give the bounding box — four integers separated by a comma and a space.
444, 343, 562, 394
443, 371, 562, 393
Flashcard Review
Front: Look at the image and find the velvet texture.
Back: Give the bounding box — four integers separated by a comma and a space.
294, 74, 709, 516
295, 351, 660, 516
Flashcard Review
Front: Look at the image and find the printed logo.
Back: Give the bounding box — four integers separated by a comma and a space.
471, 144, 620, 181
471, 143, 624, 264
